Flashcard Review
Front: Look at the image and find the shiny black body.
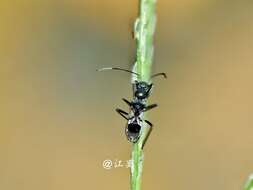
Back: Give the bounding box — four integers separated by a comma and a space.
116, 107, 152, 144
97, 67, 166, 147
116, 98, 157, 144
126, 117, 142, 143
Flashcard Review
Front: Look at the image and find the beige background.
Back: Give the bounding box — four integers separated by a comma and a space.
1, 0, 253, 190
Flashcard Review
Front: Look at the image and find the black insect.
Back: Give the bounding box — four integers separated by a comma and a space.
97, 67, 166, 147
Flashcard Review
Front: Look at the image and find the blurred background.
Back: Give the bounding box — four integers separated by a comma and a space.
1, 0, 253, 190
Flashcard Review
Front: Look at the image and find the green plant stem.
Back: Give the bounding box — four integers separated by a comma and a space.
245, 174, 253, 190
131, 0, 157, 190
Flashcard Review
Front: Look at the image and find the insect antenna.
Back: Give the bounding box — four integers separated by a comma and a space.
151, 72, 167, 79
97, 67, 139, 76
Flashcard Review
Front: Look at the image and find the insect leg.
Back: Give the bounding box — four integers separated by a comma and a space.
143, 104, 158, 112
142, 120, 153, 149
146, 83, 153, 95
116, 108, 129, 120
145, 120, 153, 127
122, 98, 132, 107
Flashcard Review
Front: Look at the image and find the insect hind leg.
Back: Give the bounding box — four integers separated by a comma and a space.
141, 120, 153, 149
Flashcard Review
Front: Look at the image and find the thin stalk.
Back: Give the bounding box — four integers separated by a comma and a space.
245, 174, 253, 190
131, 0, 157, 190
